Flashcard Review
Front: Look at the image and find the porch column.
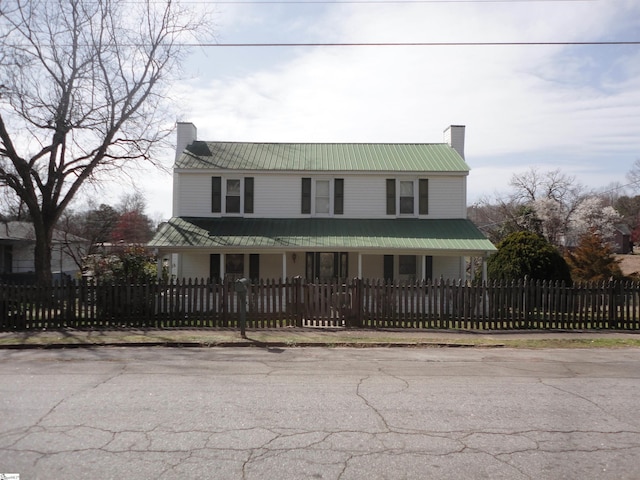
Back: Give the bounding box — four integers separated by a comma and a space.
220, 253, 225, 280
422, 255, 427, 282
358, 253, 362, 278
282, 253, 287, 279
155, 252, 162, 279
469, 256, 475, 282
482, 256, 488, 283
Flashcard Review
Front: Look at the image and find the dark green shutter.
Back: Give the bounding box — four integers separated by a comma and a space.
425, 256, 433, 280
339, 252, 348, 278
419, 179, 429, 215
211, 177, 221, 213
210, 254, 220, 282
383, 255, 394, 282
301, 178, 311, 214
305, 252, 315, 280
249, 254, 259, 281
244, 177, 254, 214
386, 179, 396, 215
334, 179, 344, 215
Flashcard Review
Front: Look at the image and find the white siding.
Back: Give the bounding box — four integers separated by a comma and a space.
260, 254, 284, 279
180, 253, 211, 279
433, 256, 464, 280
175, 171, 468, 219
343, 175, 386, 218
361, 254, 384, 279
254, 176, 301, 217
176, 173, 215, 217
428, 176, 467, 218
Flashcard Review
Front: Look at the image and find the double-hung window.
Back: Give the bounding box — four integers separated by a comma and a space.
315, 180, 330, 214
399, 181, 414, 214
226, 179, 241, 213
386, 178, 428, 216
211, 176, 254, 215
301, 178, 344, 215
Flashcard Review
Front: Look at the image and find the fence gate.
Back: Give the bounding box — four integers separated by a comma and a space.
302, 282, 353, 327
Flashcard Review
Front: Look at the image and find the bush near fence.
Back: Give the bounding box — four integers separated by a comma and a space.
1, 277, 639, 331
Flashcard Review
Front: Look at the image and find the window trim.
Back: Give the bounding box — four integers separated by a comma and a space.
212, 176, 254, 216
386, 178, 429, 217
302, 177, 344, 216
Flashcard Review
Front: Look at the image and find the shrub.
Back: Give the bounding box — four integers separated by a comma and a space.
487, 231, 572, 283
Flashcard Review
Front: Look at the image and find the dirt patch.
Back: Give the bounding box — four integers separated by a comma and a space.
616, 254, 640, 277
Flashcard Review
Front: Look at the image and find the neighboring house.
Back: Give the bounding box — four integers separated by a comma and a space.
148, 123, 496, 282
0, 221, 87, 278
613, 224, 632, 254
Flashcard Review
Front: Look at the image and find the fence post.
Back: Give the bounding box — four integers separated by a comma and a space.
608, 280, 617, 328
294, 276, 303, 327
350, 278, 363, 328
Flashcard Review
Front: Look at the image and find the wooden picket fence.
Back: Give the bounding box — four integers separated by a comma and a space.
1, 277, 640, 331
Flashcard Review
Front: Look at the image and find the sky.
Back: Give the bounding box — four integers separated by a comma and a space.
114, 0, 640, 222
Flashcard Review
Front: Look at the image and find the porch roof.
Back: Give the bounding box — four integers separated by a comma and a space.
149, 217, 496, 255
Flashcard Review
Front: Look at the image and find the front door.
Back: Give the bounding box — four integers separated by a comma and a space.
306, 252, 348, 281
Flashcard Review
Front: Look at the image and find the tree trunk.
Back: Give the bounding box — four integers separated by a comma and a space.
33, 220, 54, 287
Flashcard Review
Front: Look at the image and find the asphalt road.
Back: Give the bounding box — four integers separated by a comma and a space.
1, 347, 639, 479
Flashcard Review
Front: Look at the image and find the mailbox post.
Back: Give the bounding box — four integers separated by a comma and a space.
235, 278, 248, 338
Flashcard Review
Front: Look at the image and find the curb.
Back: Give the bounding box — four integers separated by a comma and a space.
0, 341, 504, 350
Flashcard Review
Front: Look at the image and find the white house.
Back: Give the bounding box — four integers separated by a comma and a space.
148, 123, 496, 282
0, 221, 87, 279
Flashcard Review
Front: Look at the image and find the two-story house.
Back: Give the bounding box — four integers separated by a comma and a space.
148, 123, 496, 282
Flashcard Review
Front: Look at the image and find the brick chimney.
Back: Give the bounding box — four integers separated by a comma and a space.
175, 122, 197, 162
444, 125, 465, 160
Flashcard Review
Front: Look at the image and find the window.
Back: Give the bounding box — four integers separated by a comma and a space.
301, 178, 344, 215
226, 254, 244, 279
211, 254, 258, 281
226, 179, 241, 213
211, 177, 254, 215
399, 255, 417, 277
306, 252, 348, 280
315, 180, 330, 214
383, 255, 432, 282
399, 181, 414, 214
386, 179, 429, 216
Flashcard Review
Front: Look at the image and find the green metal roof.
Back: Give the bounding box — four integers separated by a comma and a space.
149, 217, 496, 254
175, 142, 470, 173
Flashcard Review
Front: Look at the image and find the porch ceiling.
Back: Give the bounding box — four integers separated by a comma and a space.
149, 217, 496, 255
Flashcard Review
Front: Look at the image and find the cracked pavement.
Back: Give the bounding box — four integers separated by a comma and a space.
1, 347, 639, 479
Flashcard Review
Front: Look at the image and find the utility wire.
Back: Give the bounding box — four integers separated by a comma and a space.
183, 40, 640, 47
174, 0, 595, 3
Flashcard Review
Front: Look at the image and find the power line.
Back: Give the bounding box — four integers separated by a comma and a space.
5, 40, 636, 48
184, 40, 640, 47
177, 0, 595, 3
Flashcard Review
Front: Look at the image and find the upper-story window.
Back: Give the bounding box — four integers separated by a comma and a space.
386, 178, 428, 216
399, 181, 414, 214
212, 176, 254, 215
226, 179, 241, 213
302, 178, 344, 215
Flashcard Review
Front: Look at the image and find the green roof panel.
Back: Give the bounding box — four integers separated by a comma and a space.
149, 217, 496, 254
175, 142, 470, 173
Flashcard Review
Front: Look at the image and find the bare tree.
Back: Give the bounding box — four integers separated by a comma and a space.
508, 168, 584, 247
0, 0, 210, 284
626, 158, 640, 189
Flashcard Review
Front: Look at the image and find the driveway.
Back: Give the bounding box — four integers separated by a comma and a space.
1, 347, 639, 479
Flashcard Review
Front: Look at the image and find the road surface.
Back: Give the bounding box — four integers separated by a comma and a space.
1, 347, 639, 479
